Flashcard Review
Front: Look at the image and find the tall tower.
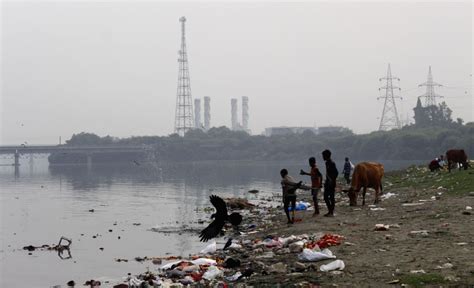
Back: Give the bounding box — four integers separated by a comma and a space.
378, 64, 402, 131
231, 98, 238, 130
418, 66, 443, 107
204, 96, 211, 131
242, 96, 249, 131
174, 16, 194, 136
194, 98, 201, 129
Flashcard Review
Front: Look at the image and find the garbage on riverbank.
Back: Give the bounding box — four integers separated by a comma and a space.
109, 231, 347, 287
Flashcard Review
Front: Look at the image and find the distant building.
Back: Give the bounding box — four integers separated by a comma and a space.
317, 126, 346, 134
264, 125, 347, 136
265, 127, 318, 136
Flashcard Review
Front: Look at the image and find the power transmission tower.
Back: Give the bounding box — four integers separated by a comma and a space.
174, 16, 194, 136
378, 64, 402, 131
418, 66, 443, 106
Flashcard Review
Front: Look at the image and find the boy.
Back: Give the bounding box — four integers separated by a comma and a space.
342, 157, 354, 184
300, 157, 323, 216
280, 169, 302, 224
322, 149, 338, 217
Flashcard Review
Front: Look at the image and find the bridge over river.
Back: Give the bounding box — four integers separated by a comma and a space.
0, 145, 152, 167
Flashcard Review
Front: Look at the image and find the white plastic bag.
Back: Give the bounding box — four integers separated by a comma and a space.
225, 271, 242, 282
160, 260, 183, 270
278, 235, 297, 246
202, 266, 223, 280
200, 241, 217, 254
320, 260, 345, 272
191, 258, 217, 266
298, 248, 336, 262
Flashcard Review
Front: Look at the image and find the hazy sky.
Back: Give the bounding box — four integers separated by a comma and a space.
1, 1, 472, 144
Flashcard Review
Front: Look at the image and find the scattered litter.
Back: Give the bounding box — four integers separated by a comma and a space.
374, 224, 390, 231
409, 230, 429, 237
410, 269, 426, 274
202, 266, 223, 280
466, 206, 472, 210
191, 258, 217, 266
456, 242, 468, 246
200, 241, 217, 254
298, 248, 336, 262
269, 262, 287, 273
387, 279, 400, 284
225, 272, 242, 282
313, 234, 344, 249
436, 263, 453, 269
370, 207, 386, 211
320, 260, 345, 272
288, 201, 311, 211
381, 192, 396, 199
402, 203, 425, 207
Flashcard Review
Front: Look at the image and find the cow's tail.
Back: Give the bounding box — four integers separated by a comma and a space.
380, 183, 383, 194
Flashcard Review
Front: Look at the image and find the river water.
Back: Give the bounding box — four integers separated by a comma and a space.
0, 158, 420, 287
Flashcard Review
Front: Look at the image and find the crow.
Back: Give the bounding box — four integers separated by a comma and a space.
223, 238, 233, 250
199, 195, 242, 242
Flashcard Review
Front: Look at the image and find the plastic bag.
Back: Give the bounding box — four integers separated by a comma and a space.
225, 272, 242, 282
288, 201, 311, 211
297, 248, 336, 262
278, 235, 297, 246
160, 260, 183, 270
191, 258, 217, 266
200, 241, 217, 254
320, 260, 345, 272
202, 266, 223, 280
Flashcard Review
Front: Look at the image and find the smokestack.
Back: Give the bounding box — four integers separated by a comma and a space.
231, 98, 238, 130
242, 96, 249, 130
204, 96, 211, 131
194, 98, 201, 129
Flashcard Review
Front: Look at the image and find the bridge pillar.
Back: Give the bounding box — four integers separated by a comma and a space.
86, 154, 92, 169
14, 150, 20, 167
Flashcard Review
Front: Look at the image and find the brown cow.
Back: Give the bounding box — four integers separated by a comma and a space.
343, 162, 384, 206
446, 149, 469, 172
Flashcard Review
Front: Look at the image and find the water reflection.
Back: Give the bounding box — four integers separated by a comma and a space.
47, 161, 296, 191
46, 159, 424, 191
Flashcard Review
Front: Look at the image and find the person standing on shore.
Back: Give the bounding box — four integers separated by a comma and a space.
322, 149, 338, 217
342, 157, 354, 184
300, 157, 323, 216
280, 169, 302, 224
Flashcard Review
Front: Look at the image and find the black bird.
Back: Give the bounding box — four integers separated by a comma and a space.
199, 195, 242, 242
223, 238, 233, 250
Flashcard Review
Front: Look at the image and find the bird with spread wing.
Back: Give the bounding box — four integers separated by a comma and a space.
199, 195, 242, 242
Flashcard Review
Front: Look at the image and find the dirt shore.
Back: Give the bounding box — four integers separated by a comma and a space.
228, 166, 474, 287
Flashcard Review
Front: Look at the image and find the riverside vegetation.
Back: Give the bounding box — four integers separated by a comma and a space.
49, 121, 473, 164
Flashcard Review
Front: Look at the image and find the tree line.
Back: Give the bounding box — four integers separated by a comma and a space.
58, 121, 473, 163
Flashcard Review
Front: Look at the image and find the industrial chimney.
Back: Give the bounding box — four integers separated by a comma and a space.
204, 96, 211, 131
231, 98, 238, 130
194, 98, 201, 129
242, 96, 249, 131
